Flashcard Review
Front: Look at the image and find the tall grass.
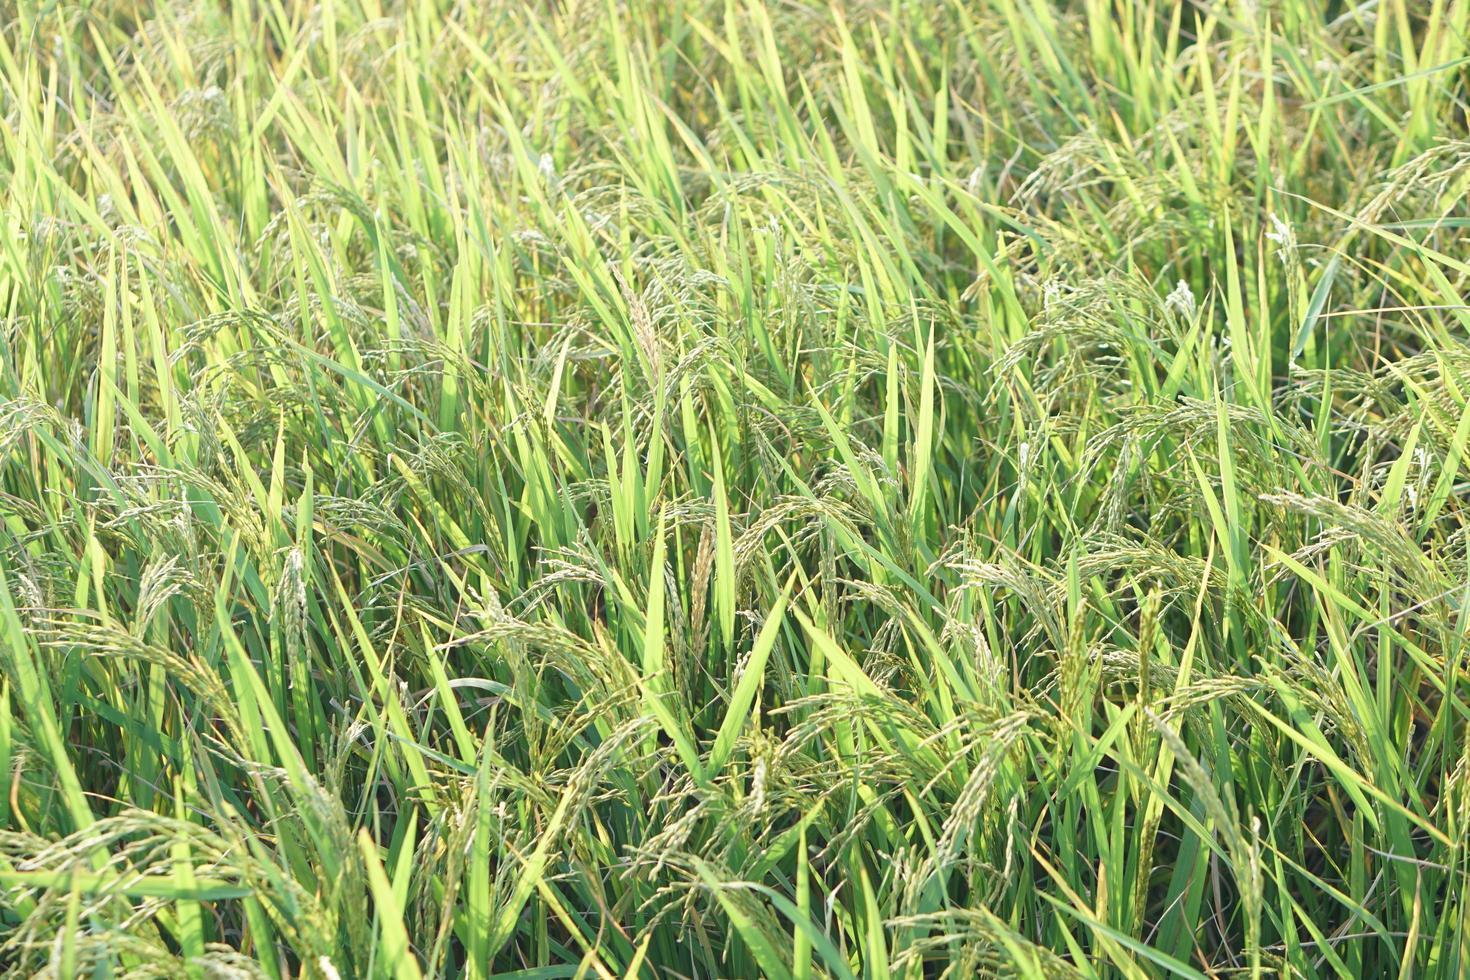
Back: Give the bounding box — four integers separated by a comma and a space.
3, 0, 1470, 975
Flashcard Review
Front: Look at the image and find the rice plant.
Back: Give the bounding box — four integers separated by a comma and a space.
3, 0, 1470, 975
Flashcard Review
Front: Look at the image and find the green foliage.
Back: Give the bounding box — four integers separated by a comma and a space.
3, 0, 1470, 975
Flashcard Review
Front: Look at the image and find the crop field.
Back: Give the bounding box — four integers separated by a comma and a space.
3, 0, 1470, 976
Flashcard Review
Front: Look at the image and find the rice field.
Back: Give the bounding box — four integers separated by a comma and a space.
3, 0, 1470, 976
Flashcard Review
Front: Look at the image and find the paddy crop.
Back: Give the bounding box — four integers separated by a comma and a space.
3, 1, 1470, 976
